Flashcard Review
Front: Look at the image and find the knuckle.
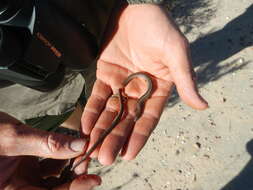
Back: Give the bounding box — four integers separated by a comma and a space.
45, 133, 64, 153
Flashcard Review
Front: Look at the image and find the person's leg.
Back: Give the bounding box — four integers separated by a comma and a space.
25, 111, 73, 132
25, 84, 87, 137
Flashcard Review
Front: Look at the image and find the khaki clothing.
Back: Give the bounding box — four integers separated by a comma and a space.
0, 0, 164, 126
0, 71, 85, 122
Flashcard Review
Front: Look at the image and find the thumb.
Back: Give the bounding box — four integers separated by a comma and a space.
172, 66, 208, 110
53, 175, 102, 190
164, 39, 208, 110
0, 113, 87, 159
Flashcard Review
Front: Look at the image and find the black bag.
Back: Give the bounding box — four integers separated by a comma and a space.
0, 0, 98, 91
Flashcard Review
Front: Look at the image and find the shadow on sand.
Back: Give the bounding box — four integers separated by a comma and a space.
167, 3, 253, 107
220, 140, 253, 190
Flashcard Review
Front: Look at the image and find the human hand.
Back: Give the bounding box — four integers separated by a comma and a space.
0, 112, 101, 190
81, 4, 208, 167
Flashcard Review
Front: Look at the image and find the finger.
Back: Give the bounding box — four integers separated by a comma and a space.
73, 157, 90, 175
0, 121, 88, 159
164, 37, 208, 110
53, 175, 101, 190
121, 96, 168, 160
98, 117, 134, 165
81, 80, 112, 135
97, 99, 136, 165
87, 95, 120, 158
94, 75, 173, 165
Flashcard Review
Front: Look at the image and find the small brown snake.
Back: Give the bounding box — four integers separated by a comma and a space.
70, 72, 153, 171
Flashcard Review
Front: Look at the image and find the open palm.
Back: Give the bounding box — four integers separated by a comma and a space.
81, 4, 208, 166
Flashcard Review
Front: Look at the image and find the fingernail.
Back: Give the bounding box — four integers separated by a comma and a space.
75, 166, 85, 175
70, 139, 86, 152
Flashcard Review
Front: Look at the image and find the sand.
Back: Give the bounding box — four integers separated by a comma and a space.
89, 0, 253, 189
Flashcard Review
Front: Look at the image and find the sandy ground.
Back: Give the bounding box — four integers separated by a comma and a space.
89, 0, 253, 189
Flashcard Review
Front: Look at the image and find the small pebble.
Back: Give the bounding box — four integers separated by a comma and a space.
194, 174, 197, 182
194, 142, 201, 149
179, 131, 184, 135
133, 173, 140, 178
161, 159, 169, 167
238, 57, 245, 64
178, 105, 184, 111
204, 154, 210, 159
